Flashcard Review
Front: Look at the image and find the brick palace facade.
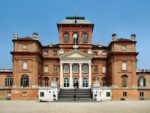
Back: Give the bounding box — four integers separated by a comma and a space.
0, 16, 150, 100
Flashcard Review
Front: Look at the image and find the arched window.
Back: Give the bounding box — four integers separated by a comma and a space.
102, 77, 107, 87
73, 33, 79, 44
73, 64, 79, 73
82, 64, 88, 73
73, 78, 78, 88
5, 76, 13, 87
64, 78, 69, 87
63, 64, 69, 73
20, 75, 29, 87
64, 33, 69, 44
82, 33, 88, 44
122, 75, 128, 87
83, 78, 88, 87
44, 77, 49, 87
138, 76, 146, 87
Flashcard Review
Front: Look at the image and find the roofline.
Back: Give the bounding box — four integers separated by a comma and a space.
12, 39, 43, 47
107, 52, 139, 58
57, 23, 94, 31
108, 40, 137, 48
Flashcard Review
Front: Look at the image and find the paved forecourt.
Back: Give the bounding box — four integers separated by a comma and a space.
0, 100, 150, 113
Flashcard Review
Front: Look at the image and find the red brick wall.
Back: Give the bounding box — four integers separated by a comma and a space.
112, 89, 138, 100
11, 89, 38, 100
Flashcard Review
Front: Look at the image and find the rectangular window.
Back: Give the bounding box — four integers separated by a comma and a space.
44, 49, 48, 55
40, 92, 44, 97
122, 62, 127, 71
102, 66, 106, 73
94, 65, 98, 73
44, 65, 48, 73
121, 45, 126, 52
54, 65, 57, 74
23, 61, 27, 70
94, 51, 98, 56
5, 77, 13, 87
22, 45, 28, 50
123, 92, 127, 97
140, 92, 144, 97
106, 92, 110, 97
53, 50, 57, 56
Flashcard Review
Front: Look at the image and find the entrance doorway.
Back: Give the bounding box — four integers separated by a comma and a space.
83, 78, 88, 87
73, 78, 78, 88
64, 78, 69, 87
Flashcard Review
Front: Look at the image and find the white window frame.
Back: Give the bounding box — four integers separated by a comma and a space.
23, 61, 27, 70
102, 66, 106, 73
121, 45, 126, 51
44, 65, 49, 73
22, 45, 28, 50
44, 49, 48, 55
122, 62, 127, 71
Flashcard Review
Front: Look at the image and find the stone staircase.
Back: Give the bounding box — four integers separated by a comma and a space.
58, 89, 93, 101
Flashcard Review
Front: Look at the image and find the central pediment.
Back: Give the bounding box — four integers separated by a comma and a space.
59, 49, 92, 60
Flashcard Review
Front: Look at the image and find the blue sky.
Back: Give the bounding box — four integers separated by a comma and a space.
0, 0, 150, 69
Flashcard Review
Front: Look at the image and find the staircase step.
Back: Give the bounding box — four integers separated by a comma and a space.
58, 88, 93, 101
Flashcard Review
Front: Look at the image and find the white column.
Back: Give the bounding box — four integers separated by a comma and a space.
79, 63, 82, 88
60, 63, 63, 88
69, 63, 73, 88
88, 63, 92, 88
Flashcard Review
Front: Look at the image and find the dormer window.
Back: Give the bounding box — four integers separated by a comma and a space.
64, 33, 69, 44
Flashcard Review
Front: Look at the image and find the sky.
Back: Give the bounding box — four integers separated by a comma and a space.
0, 0, 150, 69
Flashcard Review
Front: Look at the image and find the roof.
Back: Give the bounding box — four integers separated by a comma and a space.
137, 69, 150, 73
16, 37, 33, 41
0, 69, 12, 73
12, 37, 43, 47
58, 16, 93, 24
43, 44, 59, 48
92, 44, 108, 49
108, 38, 136, 47
115, 38, 132, 42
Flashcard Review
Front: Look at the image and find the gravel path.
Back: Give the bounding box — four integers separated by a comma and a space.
0, 100, 150, 113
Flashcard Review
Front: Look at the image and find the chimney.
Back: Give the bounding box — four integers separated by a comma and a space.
33, 32, 38, 40
49, 42, 53, 47
97, 43, 102, 47
131, 34, 136, 41
13, 33, 18, 39
112, 33, 117, 41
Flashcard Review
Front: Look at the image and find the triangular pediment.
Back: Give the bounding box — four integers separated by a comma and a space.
59, 49, 92, 60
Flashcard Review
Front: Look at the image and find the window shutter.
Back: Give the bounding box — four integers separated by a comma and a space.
138, 78, 140, 87
21, 77, 23, 86
26, 77, 29, 87
143, 78, 146, 87
5, 78, 7, 86
10, 78, 12, 86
